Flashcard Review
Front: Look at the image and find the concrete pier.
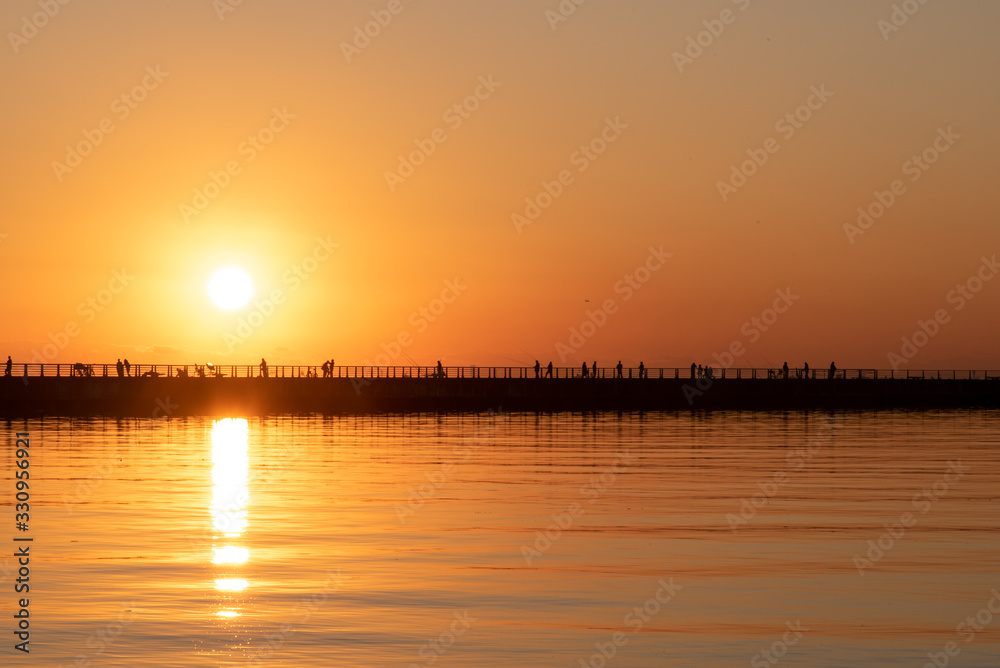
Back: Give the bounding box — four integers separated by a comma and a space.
2, 374, 999, 416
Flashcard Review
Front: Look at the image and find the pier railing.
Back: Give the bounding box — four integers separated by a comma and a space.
5, 363, 1000, 381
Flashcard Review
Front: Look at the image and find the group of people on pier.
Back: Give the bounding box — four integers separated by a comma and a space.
531, 360, 648, 379
691, 361, 838, 379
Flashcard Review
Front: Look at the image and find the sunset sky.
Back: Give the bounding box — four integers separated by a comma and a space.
2, 0, 998, 370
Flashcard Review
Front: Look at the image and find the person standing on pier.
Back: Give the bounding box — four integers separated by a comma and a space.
437, 360, 444, 378
534, 360, 541, 378
581, 362, 588, 378
804, 362, 810, 379
260, 358, 268, 378
638, 361, 645, 379
546, 361, 553, 378
124, 358, 131, 376
829, 361, 836, 379
691, 362, 696, 379
592, 361, 597, 378
782, 362, 789, 379
5, 356, 12, 377
116, 359, 124, 377
616, 361, 623, 378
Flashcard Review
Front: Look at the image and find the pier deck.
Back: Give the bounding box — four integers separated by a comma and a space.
2, 364, 999, 416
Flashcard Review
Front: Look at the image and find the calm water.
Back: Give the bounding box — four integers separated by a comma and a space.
2, 410, 999, 667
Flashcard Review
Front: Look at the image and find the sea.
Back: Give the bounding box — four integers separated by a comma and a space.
1, 410, 998, 667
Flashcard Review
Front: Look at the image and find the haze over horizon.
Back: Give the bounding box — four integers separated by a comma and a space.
2, 0, 998, 371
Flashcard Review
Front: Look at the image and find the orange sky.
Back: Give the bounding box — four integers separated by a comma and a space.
2, 0, 999, 370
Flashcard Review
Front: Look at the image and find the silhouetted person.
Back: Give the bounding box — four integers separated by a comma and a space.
534, 360, 541, 378
321, 360, 329, 377
437, 360, 444, 378
581, 362, 588, 378
616, 361, 623, 378
690, 362, 696, 379
638, 361, 645, 378
803, 362, 809, 378
706, 366, 713, 379
5, 356, 12, 377
592, 361, 597, 378
116, 359, 124, 377
782, 361, 789, 379
260, 358, 268, 378
546, 361, 553, 378
123, 358, 130, 376
829, 361, 836, 379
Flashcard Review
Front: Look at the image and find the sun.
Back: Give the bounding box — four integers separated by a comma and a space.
207, 266, 254, 310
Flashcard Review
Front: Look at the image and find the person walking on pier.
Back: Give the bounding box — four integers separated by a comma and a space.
437, 360, 445, 378
782, 361, 789, 379
638, 361, 645, 379
592, 361, 597, 378
5, 356, 12, 377
616, 361, 623, 378
123, 358, 131, 376
534, 360, 541, 378
691, 362, 696, 379
260, 358, 268, 378
697, 364, 703, 378
804, 362, 810, 379
581, 362, 588, 378
829, 361, 836, 379
116, 359, 124, 377
546, 361, 553, 378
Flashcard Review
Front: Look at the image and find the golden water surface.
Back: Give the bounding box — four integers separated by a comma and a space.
1, 410, 999, 667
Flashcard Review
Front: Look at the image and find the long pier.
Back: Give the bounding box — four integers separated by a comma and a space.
2, 363, 999, 416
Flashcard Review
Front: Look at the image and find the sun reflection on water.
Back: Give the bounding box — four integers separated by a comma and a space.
210, 418, 250, 619
215, 579, 249, 592
212, 546, 250, 564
